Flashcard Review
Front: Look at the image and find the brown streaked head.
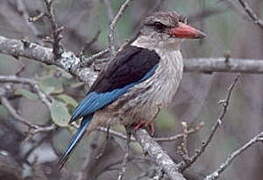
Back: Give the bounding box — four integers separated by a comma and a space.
142, 11, 206, 39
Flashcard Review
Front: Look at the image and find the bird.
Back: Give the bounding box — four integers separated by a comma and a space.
58, 11, 206, 168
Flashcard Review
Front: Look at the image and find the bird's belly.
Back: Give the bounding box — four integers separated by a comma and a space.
106, 68, 182, 125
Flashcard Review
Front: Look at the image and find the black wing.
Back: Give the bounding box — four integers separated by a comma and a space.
89, 45, 160, 93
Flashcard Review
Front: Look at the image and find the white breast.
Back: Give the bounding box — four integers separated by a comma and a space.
131, 48, 183, 107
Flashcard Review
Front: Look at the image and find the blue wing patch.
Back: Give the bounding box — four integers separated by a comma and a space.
58, 115, 92, 169
70, 65, 158, 123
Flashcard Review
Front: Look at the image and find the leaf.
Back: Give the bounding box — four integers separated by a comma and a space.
15, 89, 38, 100
39, 76, 63, 94
39, 85, 55, 94
57, 94, 78, 107
50, 100, 71, 127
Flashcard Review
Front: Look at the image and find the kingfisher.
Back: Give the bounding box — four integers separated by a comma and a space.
58, 11, 206, 168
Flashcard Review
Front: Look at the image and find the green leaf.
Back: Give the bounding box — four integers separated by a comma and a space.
15, 89, 38, 100
39, 85, 55, 94
57, 94, 78, 107
39, 76, 64, 94
51, 100, 70, 127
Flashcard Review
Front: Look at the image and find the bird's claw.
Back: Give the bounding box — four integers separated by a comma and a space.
131, 120, 155, 136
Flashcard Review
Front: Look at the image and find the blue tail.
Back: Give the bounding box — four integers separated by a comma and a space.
58, 115, 93, 169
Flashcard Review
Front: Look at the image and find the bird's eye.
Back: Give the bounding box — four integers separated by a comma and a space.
179, 16, 187, 24
153, 22, 166, 32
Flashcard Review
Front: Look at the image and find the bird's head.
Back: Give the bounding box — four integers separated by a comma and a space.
135, 11, 206, 50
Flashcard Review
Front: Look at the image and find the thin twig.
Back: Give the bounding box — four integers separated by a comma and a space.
16, 0, 41, 37
107, 0, 134, 56
43, 0, 64, 60
81, 49, 109, 67
180, 75, 240, 171
0, 76, 55, 138
0, 95, 37, 129
0, 93, 55, 134
0, 75, 52, 109
23, 133, 52, 162
76, 155, 91, 180
204, 131, 263, 180
177, 122, 191, 163
237, 0, 263, 30
97, 122, 203, 142
117, 130, 131, 180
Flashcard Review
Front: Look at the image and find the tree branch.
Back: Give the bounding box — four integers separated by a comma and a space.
0, 93, 55, 134
16, 0, 41, 37
97, 121, 203, 142
0, 75, 52, 109
0, 35, 97, 84
0, 76, 55, 137
184, 57, 263, 74
237, 0, 263, 30
134, 129, 186, 180
43, 0, 64, 60
1, 35, 263, 82
180, 75, 240, 171
204, 131, 263, 180
107, 0, 134, 56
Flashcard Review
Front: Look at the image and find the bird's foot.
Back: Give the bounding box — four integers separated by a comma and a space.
131, 120, 155, 136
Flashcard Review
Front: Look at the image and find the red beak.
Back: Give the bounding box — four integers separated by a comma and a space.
169, 22, 206, 39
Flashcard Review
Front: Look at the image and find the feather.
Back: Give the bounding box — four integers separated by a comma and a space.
58, 115, 93, 169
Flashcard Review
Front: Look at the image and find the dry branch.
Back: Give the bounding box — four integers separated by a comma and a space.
0, 93, 55, 134
0, 76, 55, 136
180, 75, 240, 171
237, 0, 263, 30
1, 35, 263, 86
0, 35, 97, 84
184, 57, 263, 74
204, 131, 263, 180
97, 122, 203, 142
43, 0, 64, 59
16, 0, 40, 37
134, 129, 186, 180
106, 0, 134, 56
0, 75, 52, 109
